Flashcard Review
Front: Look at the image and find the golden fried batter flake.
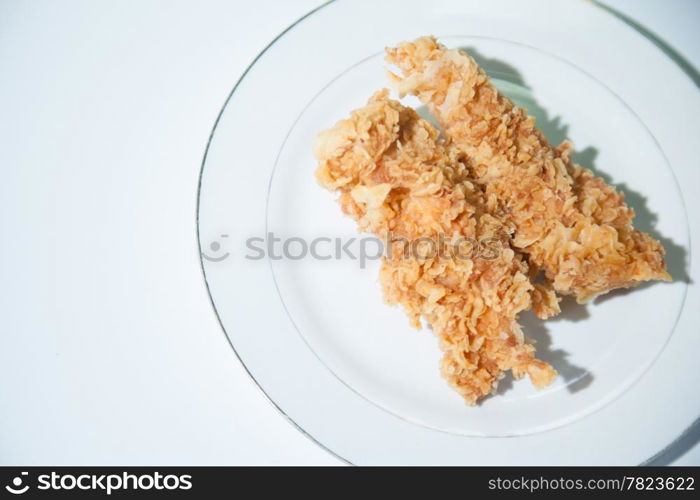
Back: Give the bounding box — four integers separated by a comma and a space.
314, 91, 556, 404
386, 37, 670, 302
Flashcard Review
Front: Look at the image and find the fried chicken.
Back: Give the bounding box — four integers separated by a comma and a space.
314, 90, 556, 404
386, 37, 670, 302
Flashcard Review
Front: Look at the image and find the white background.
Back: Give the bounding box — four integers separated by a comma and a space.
0, 0, 698, 465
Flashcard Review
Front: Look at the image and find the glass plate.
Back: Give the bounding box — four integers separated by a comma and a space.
197, 0, 698, 465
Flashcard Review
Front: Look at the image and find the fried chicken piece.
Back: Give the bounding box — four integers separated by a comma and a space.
386, 37, 670, 302
314, 90, 556, 404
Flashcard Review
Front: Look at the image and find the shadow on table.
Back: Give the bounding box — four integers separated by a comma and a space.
592, 0, 700, 89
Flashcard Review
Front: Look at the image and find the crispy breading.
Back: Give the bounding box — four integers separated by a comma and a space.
314, 90, 556, 404
386, 37, 670, 302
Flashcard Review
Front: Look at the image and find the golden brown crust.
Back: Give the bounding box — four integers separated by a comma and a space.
314, 90, 556, 404
531, 283, 561, 320
386, 37, 670, 303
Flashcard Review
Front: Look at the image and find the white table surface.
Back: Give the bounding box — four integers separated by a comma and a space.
0, 0, 697, 465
